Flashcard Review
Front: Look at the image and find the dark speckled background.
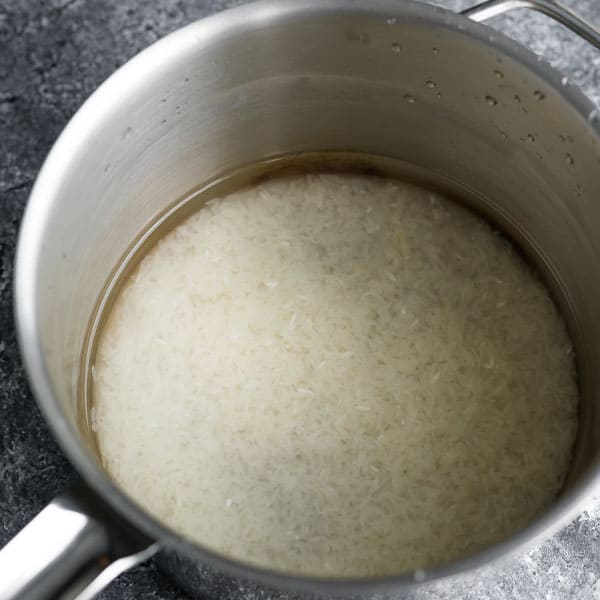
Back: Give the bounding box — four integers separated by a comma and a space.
1, 1, 599, 598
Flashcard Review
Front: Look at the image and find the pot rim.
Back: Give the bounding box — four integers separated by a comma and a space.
14, 0, 600, 593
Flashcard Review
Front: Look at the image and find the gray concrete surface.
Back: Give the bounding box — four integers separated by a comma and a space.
0, 1, 599, 598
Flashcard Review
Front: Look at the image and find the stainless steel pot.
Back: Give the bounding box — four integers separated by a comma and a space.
2, 1, 600, 598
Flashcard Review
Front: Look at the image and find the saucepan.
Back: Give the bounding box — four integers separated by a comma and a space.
2, 0, 600, 598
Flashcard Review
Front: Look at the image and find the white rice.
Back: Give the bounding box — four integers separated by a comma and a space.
93, 174, 578, 577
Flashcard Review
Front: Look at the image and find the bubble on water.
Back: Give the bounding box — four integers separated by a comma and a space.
403, 93, 416, 104
499, 130, 507, 139
535, 152, 542, 160
387, 16, 397, 25
494, 69, 504, 79
533, 89, 546, 101
561, 76, 569, 86
513, 94, 521, 104
565, 153, 575, 166
527, 133, 536, 143
426, 80, 437, 89
485, 95, 498, 106
432, 47, 440, 56
391, 42, 403, 53
436, 92, 442, 100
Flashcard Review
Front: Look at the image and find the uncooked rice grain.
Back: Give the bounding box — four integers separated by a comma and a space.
93, 174, 578, 577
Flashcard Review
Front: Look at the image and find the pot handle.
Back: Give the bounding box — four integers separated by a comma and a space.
0, 480, 158, 600
462, 0, 600, 51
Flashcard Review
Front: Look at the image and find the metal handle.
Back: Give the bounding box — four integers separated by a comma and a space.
462, 0, 600, 51
0, 482, 158, 600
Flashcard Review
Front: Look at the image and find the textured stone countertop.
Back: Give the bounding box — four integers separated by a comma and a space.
1, 1, 599, 598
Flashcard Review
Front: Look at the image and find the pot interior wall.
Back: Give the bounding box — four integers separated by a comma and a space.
28, 2, 600, 494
